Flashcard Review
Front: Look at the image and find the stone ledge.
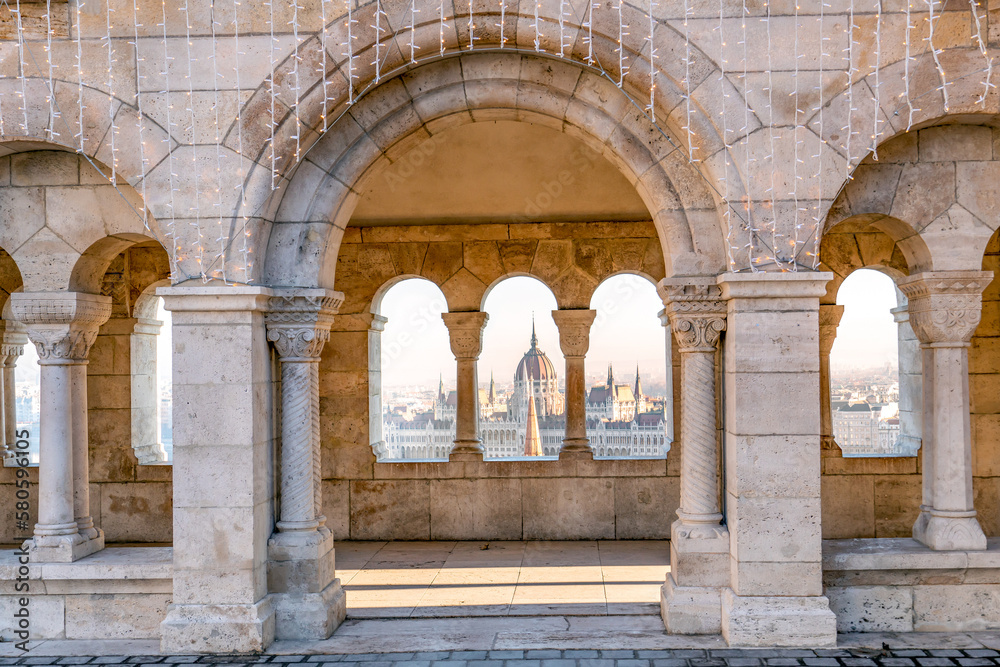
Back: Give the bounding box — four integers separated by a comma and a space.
0, 546, 172, 594
823, 537, 1000, 586
370, 457, 669, 479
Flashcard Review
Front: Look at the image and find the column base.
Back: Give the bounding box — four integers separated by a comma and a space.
559, 445, 593, 460
160, 597, 275, 653
661, 576, 722, 635
449, 450, 483, 462
273, 578, 347, 640
912, 505, 932, 544
26, 529, 104, 563
916, 511, 987, 551
720, 588, 837, 647
267, 529, 337, 594
670, 521, 730, 588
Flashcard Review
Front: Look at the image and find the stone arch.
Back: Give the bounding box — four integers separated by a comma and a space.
0, 150, 170, 293
264, 52, 727, 290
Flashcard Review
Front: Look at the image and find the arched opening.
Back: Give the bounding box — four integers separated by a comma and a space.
373, 277, 453, 462
830, 269, 911, 457
132, 283, 173, 464
587, 273, 670, 459
480, 276, 561, 460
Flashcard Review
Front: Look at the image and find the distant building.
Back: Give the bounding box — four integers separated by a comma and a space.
832, 400, 904, 456
381, 326, 669, 460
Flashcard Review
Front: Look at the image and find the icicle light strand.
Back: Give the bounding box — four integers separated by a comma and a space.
182, 0, 205, 280
130, 0, 148, 226
104, 0, 118, 184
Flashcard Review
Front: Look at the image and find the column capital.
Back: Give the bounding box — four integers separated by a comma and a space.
716, 271, 834, 300
12, 292, 112, 362
659, 280, 727, 353
1, 320, 27, 362
441, 311, 489, 360
265, 288, 345, 361
818, 304, 844, 356
551, 309, 597, 358
898, 271, 993, 346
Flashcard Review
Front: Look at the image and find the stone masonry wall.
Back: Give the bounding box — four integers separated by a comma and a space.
320, 220, 685, 540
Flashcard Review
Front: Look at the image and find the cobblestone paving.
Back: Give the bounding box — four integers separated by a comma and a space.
2, 649, 1000, 667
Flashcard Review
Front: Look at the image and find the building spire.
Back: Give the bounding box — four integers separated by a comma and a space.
438, 373, 444, 401
489, 370, 496, 404
607, 363, 614, 389
634, 364, 643, 399
523, 381, 543, 456
530, 314, 538, 349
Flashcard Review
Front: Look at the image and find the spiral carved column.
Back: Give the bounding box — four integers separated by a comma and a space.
659, 279, 728, 635
265, 289, 347, 640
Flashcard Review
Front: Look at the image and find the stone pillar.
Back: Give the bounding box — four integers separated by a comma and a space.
131, 316, 168, 464
159, 286, 277, 653
901, 271, 991, 551
551, 309, 597, 458
658, 279, 728, 634
819, 305, 844, 460
717, 273, 837, 647
891, 300, 923, 457
3, 324, 26, 462
12, 292, 111, 562
660, 309, 675, 443
368, 315, 388, 454
441, 311, 489, 460
264, 289, 347, 640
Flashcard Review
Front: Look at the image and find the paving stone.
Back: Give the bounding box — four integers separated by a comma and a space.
878, 660, 917, 666
90, 660, 130, 665
450, 655, 487, 661
563, 653, 600, 659
308, 658, 347, 663
391, 662, 431, 667
465, 662, 503, 667
962, 653, 999, 659
635, 654, 673, 660
955, 660, 995, 666
540, 660, 577, 667
412, 657, 451, 663
763, 661, 801, 667
803, 660, 840, 666
501, 661, 540, 667
22, 660, 60, 665
915, 660, 957, 667
486, 654, 523, 661
600, 653, 636, 660
927, 654, 963, 659
615, 661, 650, 667
724, 660, 763, 666
893, 654, 927, 659
430, 661, 467, 667
651, 661, 689, 667
578, 661, 617, 667
524, 654, 561, 660
842, 660, 878, 666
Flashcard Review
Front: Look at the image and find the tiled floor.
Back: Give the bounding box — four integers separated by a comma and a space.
335, 540, 671, 618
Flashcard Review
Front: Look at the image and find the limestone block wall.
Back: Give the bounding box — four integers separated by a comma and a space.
321, 220, 684, 540
817, 126, 1000, 540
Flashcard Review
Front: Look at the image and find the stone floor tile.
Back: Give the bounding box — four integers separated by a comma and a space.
955, 660, 995, 666
307, 658, 346, 663
915, 660, 957, 666
524, 654, 562, 660
563, 653, 600, 659
539, 661, 576, 667
635, 654, 674, 660
389, 661, 430, 667
962, 653, 999, 659
763, 660, 802, 666
616, 661, 651, 667
927, 654, 963, 659
54, 659, 92, 665
600, 652, 636, 660
813, 653, 852, 659
486, 654, 523, 661
841, 660, 878, 666
449, 654, 487, 661
893, 654, 927, 659
412, 656, 451, 663
161, 659, 201, 664
464, 662, 503, 667
577, 661, 616, 667
89, 659, 129, 665
723, 659, 763, 666
651, 661, 690, 667
803, 659, 840, 666
688, 660, 726, 667
272, 659, 307, 664
430, 661, 467, 667
500, 661, 540, 667
22, 659, 60, 665
878, 660, 916, 666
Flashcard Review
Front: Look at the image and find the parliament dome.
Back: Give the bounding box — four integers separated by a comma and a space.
514, 325, 557, 383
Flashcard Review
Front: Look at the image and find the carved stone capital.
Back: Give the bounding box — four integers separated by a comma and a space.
659, 280, 727, 353
818, 304, 845, 356
265, 289, 345, 361
551, 309, 597, 358
898, 271, 992, 346
441, 311, 489, 360
1, 321, 27, 363
11, 292, 112, 363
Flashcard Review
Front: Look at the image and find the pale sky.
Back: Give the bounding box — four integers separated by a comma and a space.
379, 274, 668, 390
830, 268, 899, 372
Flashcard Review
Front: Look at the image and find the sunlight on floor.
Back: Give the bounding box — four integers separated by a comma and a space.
335, 540, 671, 618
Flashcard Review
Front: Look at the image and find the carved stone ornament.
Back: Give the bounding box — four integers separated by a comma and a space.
898, 272, 992, 346
441, 311, 489, 360
265, 290, 345, 361
660, 282, 727, 353
11, 292, 112, 362
818, 304, 845, 356
551, 309, 597, 358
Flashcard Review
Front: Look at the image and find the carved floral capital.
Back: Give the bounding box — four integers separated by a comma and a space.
11, 292, 112, 362
265, 289, 345, 361
659, 281, 727, 353
441, 311, 489, 360
551, 309, 597, 357
818, 304, 845, 355
898, 272, 992, 346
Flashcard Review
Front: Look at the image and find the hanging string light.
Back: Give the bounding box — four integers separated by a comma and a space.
233, 0, 251, 281
75, 0, 86, 150
441, 0, 448, 55
969, 0, 994, 106
559, 0, 568, 57
409, 0, 419, 63
372, 0, 386, 83
764, 1, 779, 267
720, 0, 736, 269
844, 0, 857, 178
926, 0, 948, 110
790, 0, 802, 269
496, 0, 506, 49
158, 0, 178, 266
320, 0, 331, 130
645, 0, 656, 120
291, 0, 302, 163
533, 0, 542, 52
468, 0, 476, 49
903, 0, 917, 130
616, 0, 628, 86
209, 0, 227, 282
809, 0, 829, 269
740, 0, 757, 269
45, 0, 59, 141
584, 0, 596, 65
681, 0, 693, 160
871, 0, 881, 160
267, 0, 278, 186
130, 0, 148, 226
13, 0, 29, 135
104, 0, 119, 183
181, 0, 205, 280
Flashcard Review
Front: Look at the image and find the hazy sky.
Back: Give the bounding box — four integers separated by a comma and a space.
380, 274, 668, 390
830, 268, 899, 372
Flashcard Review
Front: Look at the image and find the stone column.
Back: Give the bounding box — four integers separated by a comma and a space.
717, 273, 837, 647
660, 309, 675, 443
368, 315, 388, 454
900, 271, 991, 551
551, 309, 597, 458
2, 323, 26, 463
819, 305, 844, 460
130, 316, 168, 464
659, 279, 728, 634
159, 286, 277, 653
891, 300, 923, 457
441, 311, 489, 460
12, 292, 111, 562
264, 289, 347, 640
